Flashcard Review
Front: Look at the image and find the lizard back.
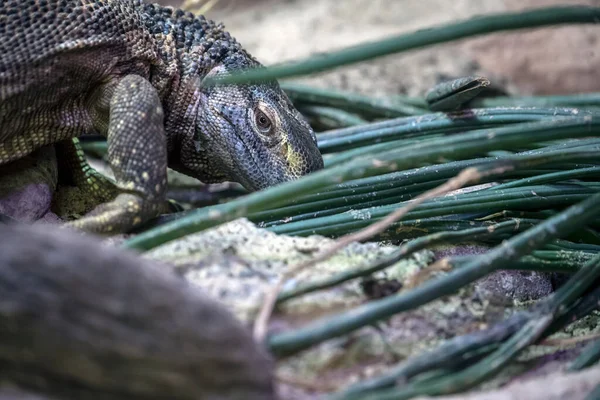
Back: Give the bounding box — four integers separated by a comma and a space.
0, 0, 160, 150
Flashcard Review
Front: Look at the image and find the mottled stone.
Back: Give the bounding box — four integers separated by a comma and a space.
0, 183, 53, 222
147, 218, 433, 322
475, 270, 554, 303
434, 244, 554, 303
0, 146, 57, 222
415, 366, 600, 400
36, 211, 63, 225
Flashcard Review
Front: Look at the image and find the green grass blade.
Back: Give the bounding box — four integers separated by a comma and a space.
267, 192, 600, 357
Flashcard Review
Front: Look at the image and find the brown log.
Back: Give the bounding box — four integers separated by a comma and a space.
0, 224, 275, 400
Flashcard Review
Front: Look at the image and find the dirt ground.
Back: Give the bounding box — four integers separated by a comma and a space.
164, 0, 600, 96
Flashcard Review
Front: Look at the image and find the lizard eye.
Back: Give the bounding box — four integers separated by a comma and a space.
255, 109, 272, 133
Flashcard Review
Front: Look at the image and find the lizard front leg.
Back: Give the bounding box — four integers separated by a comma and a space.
67, 75, 168, 233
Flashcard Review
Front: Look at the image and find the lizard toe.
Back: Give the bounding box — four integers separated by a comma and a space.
65, 193, 164, 234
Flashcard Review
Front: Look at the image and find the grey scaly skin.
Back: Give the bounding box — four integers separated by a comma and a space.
0, 0, 323, 233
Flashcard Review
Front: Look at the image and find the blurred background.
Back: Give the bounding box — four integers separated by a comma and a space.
157, 0, 599, 97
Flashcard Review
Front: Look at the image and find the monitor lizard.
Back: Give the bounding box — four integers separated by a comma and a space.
0, 0, 324, 233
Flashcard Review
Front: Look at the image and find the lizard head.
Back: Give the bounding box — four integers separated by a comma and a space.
181, 62, 324, 192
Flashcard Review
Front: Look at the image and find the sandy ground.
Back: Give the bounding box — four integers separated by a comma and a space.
181, 0, 600, 97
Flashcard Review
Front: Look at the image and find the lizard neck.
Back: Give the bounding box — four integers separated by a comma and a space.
138, 2, 257, 160
137, 2, 266, 182
139, 3, 252, 86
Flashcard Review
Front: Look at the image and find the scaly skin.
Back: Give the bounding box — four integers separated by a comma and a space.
0, 0, 323, 233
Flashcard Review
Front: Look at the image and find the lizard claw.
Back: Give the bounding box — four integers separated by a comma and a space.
65, 193, 164, 234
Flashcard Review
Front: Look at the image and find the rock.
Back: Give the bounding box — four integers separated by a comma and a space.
147, 218, 433, 322
0, 182, 54, 222
434, 244, 554, 303
0, 146, 57, 222
415, 365, 600, 400
475, 270, 554, 303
